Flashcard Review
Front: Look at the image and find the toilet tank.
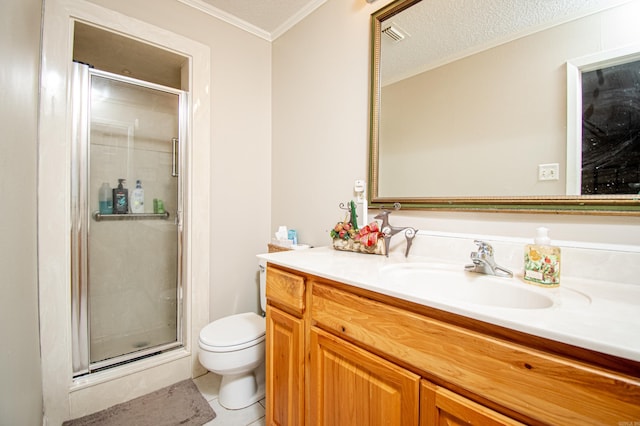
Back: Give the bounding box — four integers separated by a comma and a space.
258, 258, 267, 313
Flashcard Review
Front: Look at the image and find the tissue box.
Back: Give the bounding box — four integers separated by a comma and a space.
268, 243, 291, 253
271, 238, 292, 248
332, 238, 385, 255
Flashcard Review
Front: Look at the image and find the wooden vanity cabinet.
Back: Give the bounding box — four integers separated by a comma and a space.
265, 264, 640, 426
265, 266, 306, 426
308, 326, 519, 426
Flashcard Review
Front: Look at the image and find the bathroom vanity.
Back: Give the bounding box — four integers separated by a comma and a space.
260, 247, 640, 425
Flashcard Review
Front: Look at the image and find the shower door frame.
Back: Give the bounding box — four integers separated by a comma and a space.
71, 63, 188, 376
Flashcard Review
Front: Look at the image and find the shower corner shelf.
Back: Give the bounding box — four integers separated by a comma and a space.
93, 211, 170, 222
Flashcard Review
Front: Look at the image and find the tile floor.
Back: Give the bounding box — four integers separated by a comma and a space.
194, 373, 266, 426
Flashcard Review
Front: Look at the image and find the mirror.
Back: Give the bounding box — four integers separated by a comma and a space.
369, 0, 640, 214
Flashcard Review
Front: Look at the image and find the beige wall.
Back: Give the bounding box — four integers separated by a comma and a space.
272, 0, 375, 245
0, 0, 44, 424
272, 0, 640, 247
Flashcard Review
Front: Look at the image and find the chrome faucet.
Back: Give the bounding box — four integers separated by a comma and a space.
465, 240, 513, 278
374, 209, 416, 257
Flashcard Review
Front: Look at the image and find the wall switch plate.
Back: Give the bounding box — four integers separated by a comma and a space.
538, 163, 560, 181
354, 179, 366, 202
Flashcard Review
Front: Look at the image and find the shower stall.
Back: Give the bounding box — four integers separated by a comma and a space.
71, 62, 187, 376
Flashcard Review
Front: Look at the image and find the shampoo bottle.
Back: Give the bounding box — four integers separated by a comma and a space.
130, 180, 144, 213
112, 178, 129, 214
524, 227, 560, 287
98, 182, 112, 214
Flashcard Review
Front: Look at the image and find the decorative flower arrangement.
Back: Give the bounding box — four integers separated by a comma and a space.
330, 201, 385, 255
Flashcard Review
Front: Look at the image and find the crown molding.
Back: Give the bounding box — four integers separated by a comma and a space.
178, 0, 328, 42
177, 0, 271, 40
271, 0, 327, 40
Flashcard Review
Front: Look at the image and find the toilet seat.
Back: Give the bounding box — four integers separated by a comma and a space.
199, 312, 265, 352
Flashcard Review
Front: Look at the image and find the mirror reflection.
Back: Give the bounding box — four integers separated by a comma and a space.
371, 0, 640, 210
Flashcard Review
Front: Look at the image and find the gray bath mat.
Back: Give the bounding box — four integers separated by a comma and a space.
63, 379, 215, 426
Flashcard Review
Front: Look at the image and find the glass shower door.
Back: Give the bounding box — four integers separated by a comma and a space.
71, 63, 186, 375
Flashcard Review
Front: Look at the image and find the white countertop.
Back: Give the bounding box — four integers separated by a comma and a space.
258, 246, 640, 363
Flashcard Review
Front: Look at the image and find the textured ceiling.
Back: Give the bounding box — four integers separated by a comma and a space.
381, 0, 633, 85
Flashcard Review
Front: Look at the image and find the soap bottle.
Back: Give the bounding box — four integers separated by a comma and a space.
112, 178, 129, 214
98, 182, 112, 214
130, 180, 144, 213
524, 227, 560, 287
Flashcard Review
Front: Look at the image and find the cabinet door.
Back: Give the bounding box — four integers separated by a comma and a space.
421, 380, 524, 426
266, 305, 304, 426
310, 328, 420, 426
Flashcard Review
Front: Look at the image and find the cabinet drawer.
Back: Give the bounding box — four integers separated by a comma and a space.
311, 281, 640, 425
421, 380, 524, 426
266, 266, 305, 316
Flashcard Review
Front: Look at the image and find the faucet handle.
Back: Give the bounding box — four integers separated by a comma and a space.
473, 240, 493, 256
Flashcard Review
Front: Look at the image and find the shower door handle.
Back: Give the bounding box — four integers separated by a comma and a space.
172, 138, 179, 177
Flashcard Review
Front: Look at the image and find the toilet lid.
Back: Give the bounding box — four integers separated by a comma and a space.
200, 312, 265, 349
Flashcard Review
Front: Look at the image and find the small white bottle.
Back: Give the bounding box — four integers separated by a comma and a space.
130, 180, 145, 213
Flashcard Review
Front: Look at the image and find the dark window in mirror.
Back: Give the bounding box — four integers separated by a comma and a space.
581, 59, 640, 195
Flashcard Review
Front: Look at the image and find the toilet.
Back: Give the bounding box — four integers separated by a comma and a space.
198, 260, 267, 409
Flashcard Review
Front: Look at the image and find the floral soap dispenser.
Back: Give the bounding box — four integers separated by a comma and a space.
524, 227, 560, 287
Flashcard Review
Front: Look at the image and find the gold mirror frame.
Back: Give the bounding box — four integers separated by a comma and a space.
368, 0, 640, 215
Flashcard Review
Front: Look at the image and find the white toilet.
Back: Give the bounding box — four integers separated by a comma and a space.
198, 260, 267, 409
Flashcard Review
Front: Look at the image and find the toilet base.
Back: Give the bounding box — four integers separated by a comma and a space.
218, 366, 265, 410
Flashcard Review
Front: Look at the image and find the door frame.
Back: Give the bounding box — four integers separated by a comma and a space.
70, 64, 188, 375
38, 0, 210, 422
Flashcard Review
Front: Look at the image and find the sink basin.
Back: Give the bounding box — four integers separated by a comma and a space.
380, 263, 554, 309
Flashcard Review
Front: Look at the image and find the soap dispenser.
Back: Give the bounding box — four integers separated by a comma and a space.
112, 178, 129, 214
524, 227, 560, 287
